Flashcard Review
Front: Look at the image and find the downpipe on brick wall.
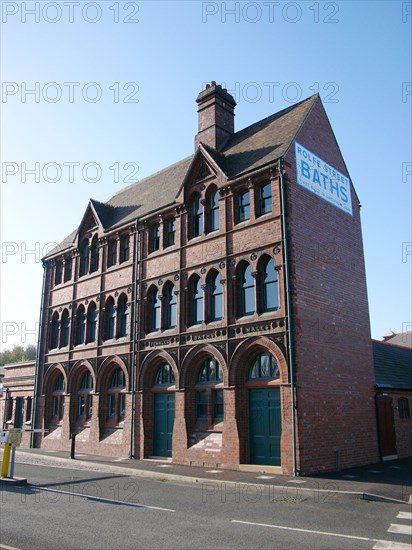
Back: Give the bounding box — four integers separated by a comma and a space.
129, 219, 140, 459
31, 261, 48, 448
279, 158, 298, 477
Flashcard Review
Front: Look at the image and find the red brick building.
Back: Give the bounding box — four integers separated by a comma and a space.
30, 82, 380, 474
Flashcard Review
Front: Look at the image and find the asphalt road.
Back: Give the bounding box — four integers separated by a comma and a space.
1, 463, 411, 550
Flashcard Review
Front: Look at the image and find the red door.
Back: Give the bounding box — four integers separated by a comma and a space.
376, 396, 397, 458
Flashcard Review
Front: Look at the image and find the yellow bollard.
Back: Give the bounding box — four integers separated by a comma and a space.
1, 443, 12, 478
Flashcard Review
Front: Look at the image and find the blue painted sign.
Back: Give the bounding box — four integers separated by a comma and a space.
295, 142, 353, 215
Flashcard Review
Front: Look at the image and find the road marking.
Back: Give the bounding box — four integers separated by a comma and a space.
287, 480, 306, 484
341, 474, 359, 479
113, 458, 128, 462
397, 512, 412, 520
36, 486, 175, 512
231, 519, 410, 545
368, 470, 383, 474
256, 476, 274, 479
373, 542, 412, 549
158, 464, 172, 468
206, 470, 222, 474
387, 524, 412, 536
0, 544, 21, 550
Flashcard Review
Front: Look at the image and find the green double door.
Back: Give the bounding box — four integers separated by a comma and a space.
249, 388, 281, 466
153, 393, 175, 457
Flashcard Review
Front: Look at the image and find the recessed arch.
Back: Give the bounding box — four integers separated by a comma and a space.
43, 363, 67, 394
229, 336, 287, 387
97, 355, 129, 392
179, 343, 228, 389
67, 359, 96, 394
138, 350, 179, 390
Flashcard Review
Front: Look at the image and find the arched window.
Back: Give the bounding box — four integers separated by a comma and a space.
239, 263, 255, 316
50, 312, 60, 350
52, 373, 65, 421
196, 358, 224, 422
249, 352, 280, 380
89, 235, 99, 273
154, 363, 175, 386
64, 255, 72, 282
79, 239, 89, 277
104, 298, 116, 340
190, 193, 203, 238
257, 182, 272, 216
208, 188, 219, 232
209, 271, 223, 321
150, 223, 160, 252
189, 276, 203, 325
198, 358, 223, 383
107, 367, 126, 422
148, 287, 161, 332
77, 370, 93, 420
261, 257, 279, 312
60, 309, 70, 347
87, 303, 97, 343
164, 283, 176, 329
75, 306, 86, 345
118, 294, 128, 337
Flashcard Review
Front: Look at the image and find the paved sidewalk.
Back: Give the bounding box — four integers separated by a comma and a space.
6, 447, 412, 504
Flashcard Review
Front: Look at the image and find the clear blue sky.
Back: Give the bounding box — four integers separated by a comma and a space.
1, 0, 411, 349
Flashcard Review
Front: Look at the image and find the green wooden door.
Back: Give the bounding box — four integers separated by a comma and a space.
153, 393, 175, 457
249, 388, 281, 466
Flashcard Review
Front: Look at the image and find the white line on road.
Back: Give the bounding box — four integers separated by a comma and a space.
231, 519, 411, 546
36, 486, 175, 512
387, 524, 412, 536
373, 542, 412, 549
397, 512, 412, 520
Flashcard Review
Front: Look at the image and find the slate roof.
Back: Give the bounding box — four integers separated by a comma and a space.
382, 332, 412, 349
44, 94, 319, 259
373, 340, 412, 390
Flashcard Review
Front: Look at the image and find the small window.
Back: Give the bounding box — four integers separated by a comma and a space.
64, 256, 72, 282
257, 182, 272, 216
165, 218, 176, 247
54, 261, 63, 286
150, 224, 160, 252
154, 363, 175, 386
26, 396, 32, 422
196, 391, 208, 419
148, 287, 161, 332
208, 188, 219, 232
105, 299, 116, 340
189, 276, 203, 325
209, 271, 223, 321
398, 398, 410, 419
237, 191, 250, 223
110, 368, 125, 389
107, 239, 117, 268
80, 371, 93, 390
119, 235, 130, 263
60, 309, 70, 347
239, 263, 255, 316
190, 193, 203, 238
89, 235, 99, 273
54, 374, 65, 391
261, 258, 279, 312
164, 283, 176, 329
50, 312, 60, 350
213, 390, 224, 419
76, 306, 86, 345
118, 295, 128, 337
79, 239, 89, 276
87, 303, 97, 343
249, 352, 280, 380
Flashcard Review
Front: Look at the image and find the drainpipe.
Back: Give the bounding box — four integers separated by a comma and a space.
278, 158, 298, 477
129, 219, 139, 459
31, 260, 48, 448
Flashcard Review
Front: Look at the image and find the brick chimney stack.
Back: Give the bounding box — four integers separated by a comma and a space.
195, 81, 237, 151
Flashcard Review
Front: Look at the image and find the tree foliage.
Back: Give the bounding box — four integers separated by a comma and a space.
0, 344, 37, 365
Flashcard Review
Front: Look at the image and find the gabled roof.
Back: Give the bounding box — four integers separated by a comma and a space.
373, 340, 412, 390
382, 331, 412, 349
44, 94, 320, 260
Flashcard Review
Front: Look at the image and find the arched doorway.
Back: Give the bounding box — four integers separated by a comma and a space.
152, 363, 175, 457
246, 352, 281, 466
